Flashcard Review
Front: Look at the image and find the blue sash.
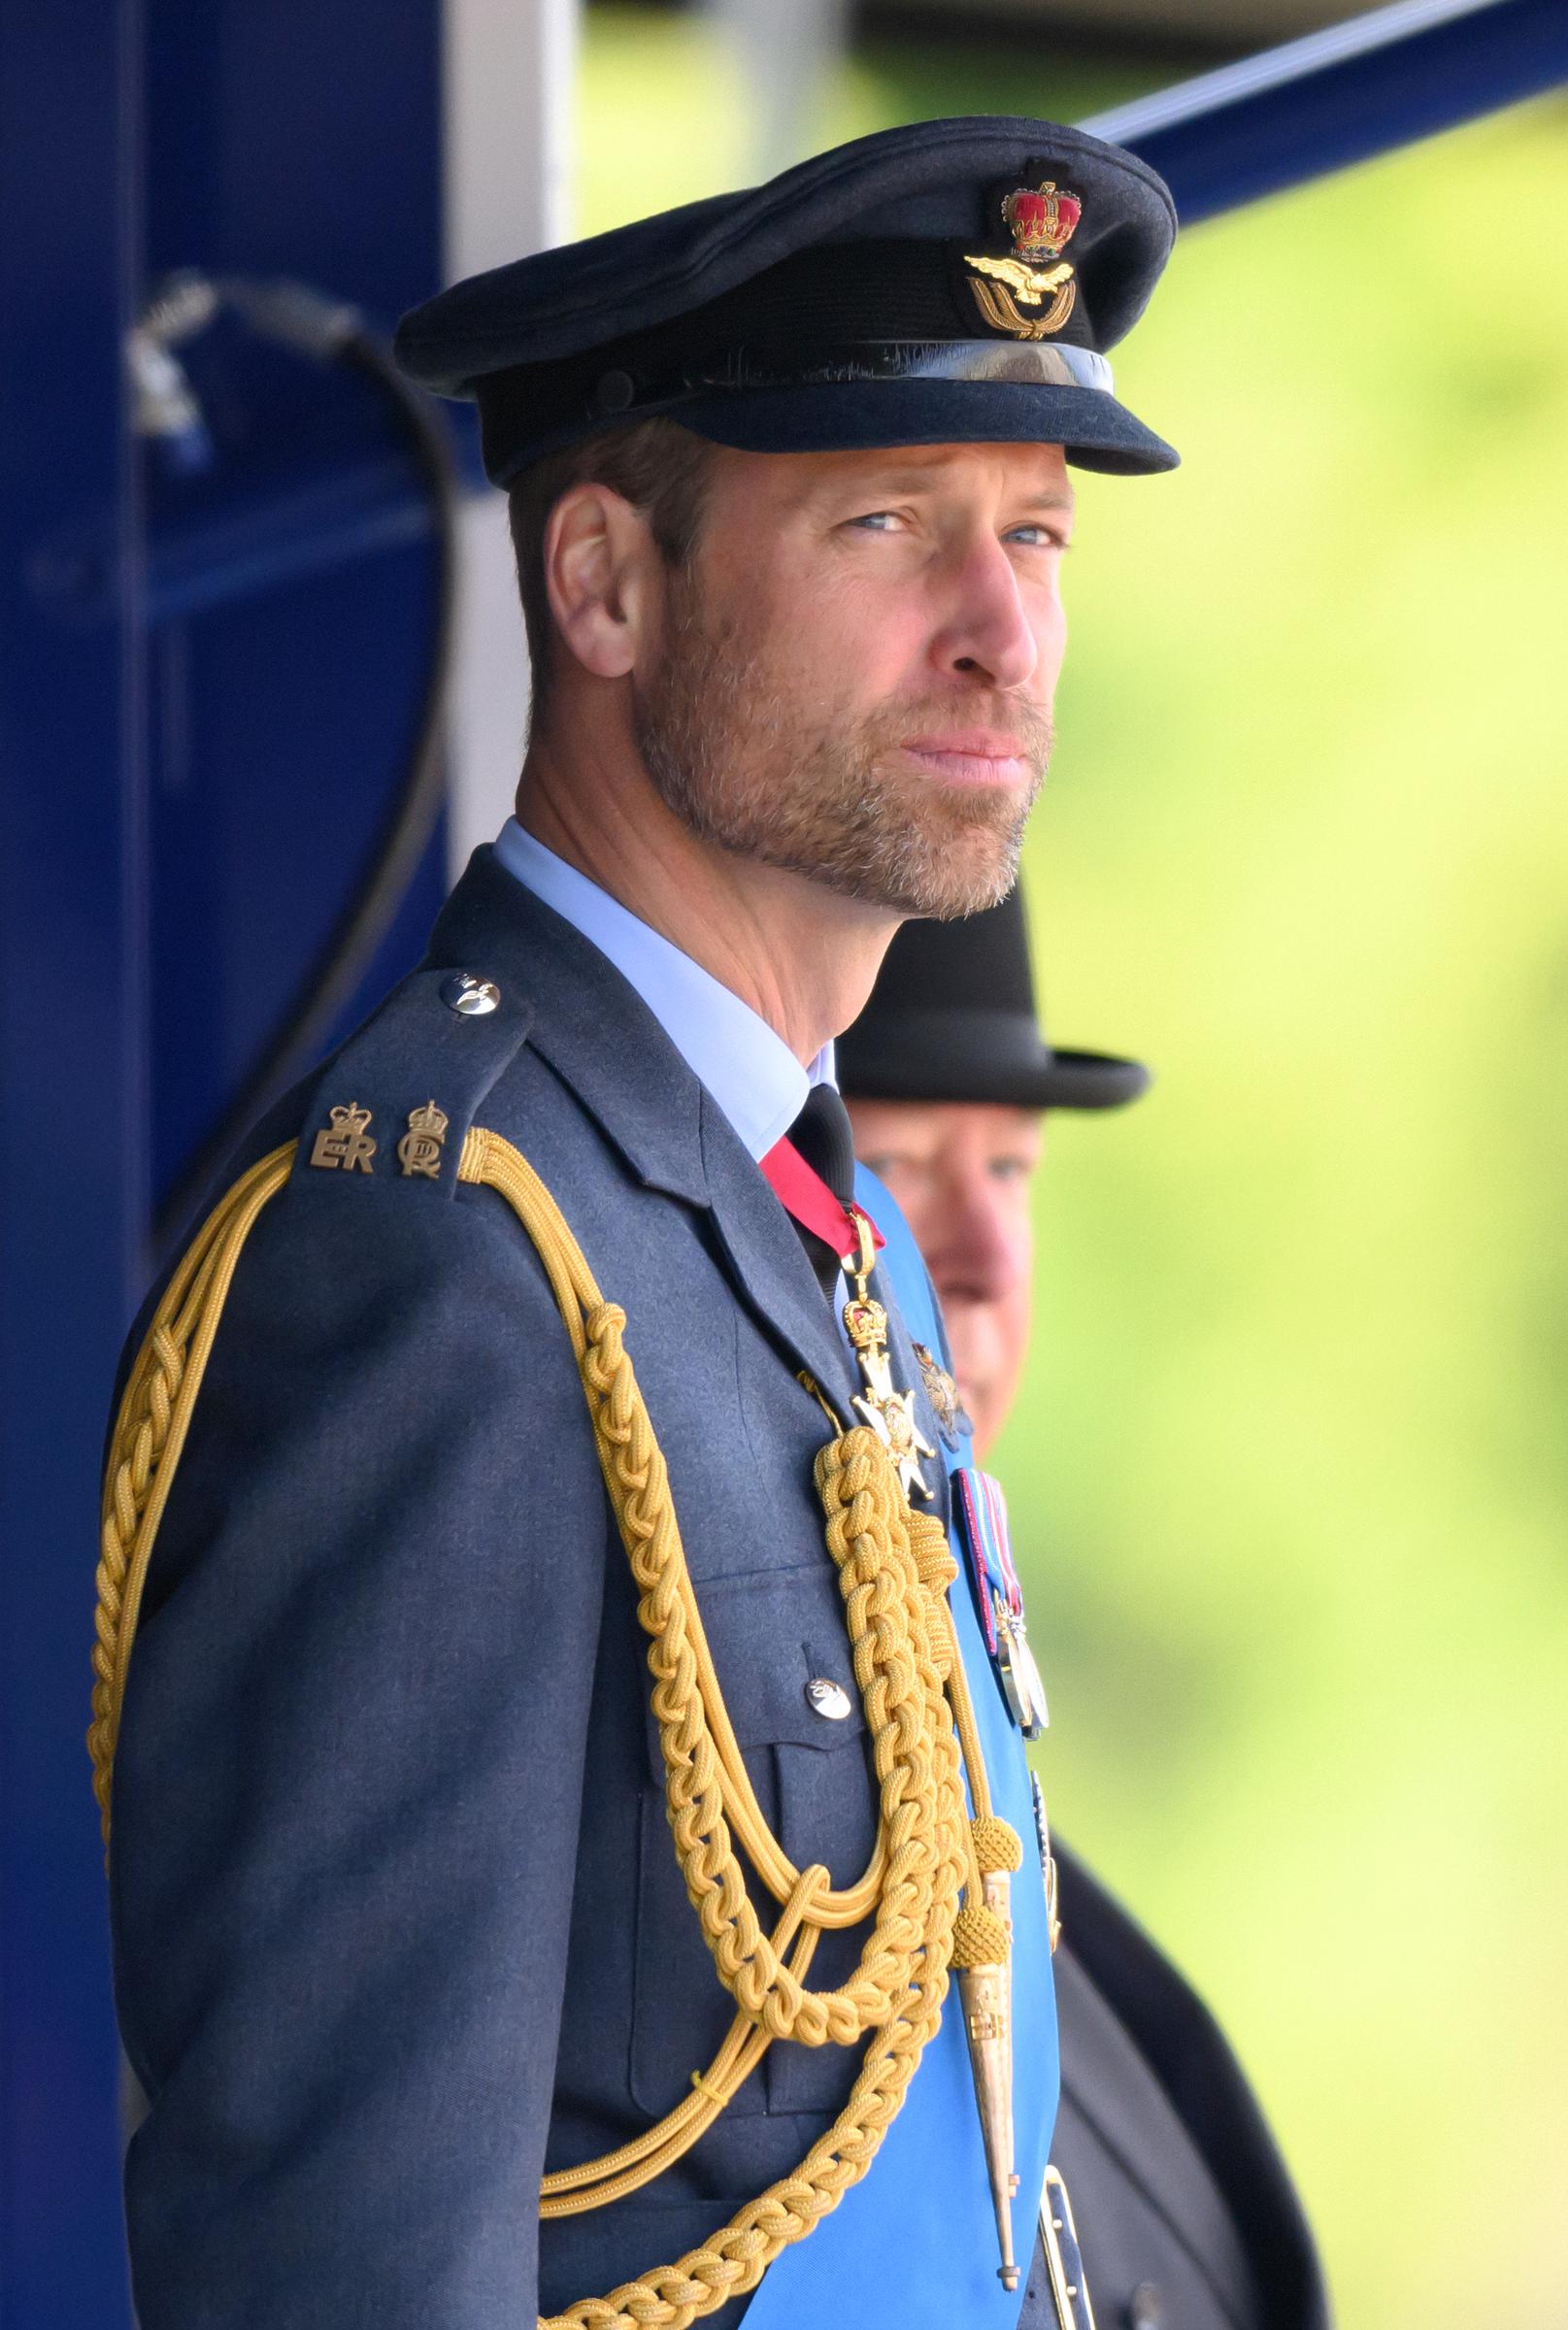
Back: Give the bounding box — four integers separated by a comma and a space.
742, 1169, 1058, 2328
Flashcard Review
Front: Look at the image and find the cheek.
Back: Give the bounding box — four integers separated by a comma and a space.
944, 1302, 1007, 1395
1029, 585, 1068, 692
872, 1166, 941, 1254
807, 571, 935, 701
993, 1278, 1032, 1378
942, 1310, 980, 1399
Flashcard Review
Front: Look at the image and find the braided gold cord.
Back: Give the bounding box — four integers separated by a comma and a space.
540, 1885, 824, 2215
89, 1124, 1002, 2329
90, 1145, 295, 1842
462, 1129, 975, 2324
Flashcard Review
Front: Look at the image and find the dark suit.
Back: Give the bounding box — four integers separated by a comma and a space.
1035, 1847, 1329, 2330
109, 849, 971, 2328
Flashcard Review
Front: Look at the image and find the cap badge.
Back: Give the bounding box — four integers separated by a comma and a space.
964, 181, 1082, 340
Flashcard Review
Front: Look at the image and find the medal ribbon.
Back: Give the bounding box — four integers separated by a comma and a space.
983, 1470, 1024, 1617
760, 1137, 885, 1262
955, 1468, 1024, 1642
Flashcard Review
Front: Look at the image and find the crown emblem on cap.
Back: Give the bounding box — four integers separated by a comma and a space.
963, 179, 1082, 341
1003, 181, 1081, 262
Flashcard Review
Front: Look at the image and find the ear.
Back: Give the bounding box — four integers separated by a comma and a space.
543, 483, 659, 682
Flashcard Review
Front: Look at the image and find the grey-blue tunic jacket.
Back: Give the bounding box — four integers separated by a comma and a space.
111, 849, 946, 2327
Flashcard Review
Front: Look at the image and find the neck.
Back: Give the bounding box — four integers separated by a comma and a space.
517, 722, 898, 1068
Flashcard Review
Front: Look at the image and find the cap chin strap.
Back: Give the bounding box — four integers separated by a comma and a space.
684, 338, 1116, 397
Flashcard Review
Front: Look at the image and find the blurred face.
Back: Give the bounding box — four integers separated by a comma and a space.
633, 440, 1072, 918
847, 1098, 1043, 1454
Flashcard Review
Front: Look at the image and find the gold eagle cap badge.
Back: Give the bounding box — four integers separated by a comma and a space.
963, 179, 1083, 340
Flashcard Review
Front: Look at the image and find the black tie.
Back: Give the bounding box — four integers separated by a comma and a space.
784, 1083, 858, 1305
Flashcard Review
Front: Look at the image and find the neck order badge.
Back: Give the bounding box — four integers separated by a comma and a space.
761, 1135, 937, 1502
740, 1167, 1060, 2330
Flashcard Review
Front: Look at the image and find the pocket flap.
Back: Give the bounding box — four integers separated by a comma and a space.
640, 1559, 867, 1781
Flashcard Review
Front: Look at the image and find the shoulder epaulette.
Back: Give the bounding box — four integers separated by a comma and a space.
288, 963, 534, 1199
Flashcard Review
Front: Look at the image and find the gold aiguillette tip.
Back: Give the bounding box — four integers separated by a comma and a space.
958, 1959, 1018, 2290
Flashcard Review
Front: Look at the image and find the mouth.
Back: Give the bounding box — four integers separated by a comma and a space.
899, 733, 1035, 788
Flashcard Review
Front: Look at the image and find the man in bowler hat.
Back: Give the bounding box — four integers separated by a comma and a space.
842, 887, 1330, 2330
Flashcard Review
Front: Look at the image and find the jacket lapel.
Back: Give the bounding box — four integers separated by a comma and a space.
423, 848, 858, 1406
696, 1101, 859, 1415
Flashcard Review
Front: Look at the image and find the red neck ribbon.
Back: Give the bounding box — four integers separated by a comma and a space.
759, 1138, 884, 1264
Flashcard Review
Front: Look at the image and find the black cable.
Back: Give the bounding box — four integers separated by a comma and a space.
150, 283, 459, 1253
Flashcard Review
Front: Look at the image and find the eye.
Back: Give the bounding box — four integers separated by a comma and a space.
1005, 523, 1070, 550
847, 511, 905, 533
987, 1155, 1033, 1183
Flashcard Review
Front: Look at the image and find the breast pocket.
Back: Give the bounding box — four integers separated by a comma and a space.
630, 1560, 879, 2123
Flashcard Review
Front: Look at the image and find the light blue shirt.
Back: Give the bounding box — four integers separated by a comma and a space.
492, 818, 834, 1161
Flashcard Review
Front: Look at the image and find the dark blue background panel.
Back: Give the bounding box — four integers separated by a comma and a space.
4, 0, 447, 2319
147, 523, 446, 1216
140, 0, 449, 1228
1, 0, 146, 2320
146, 0, 444, 323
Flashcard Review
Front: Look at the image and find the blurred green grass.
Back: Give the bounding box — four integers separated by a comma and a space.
1018, 107, 1568, 2328
580, 16, 1568, 2322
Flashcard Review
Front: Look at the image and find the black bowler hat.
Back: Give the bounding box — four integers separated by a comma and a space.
837, 885, 1150, 1113
395, 116, 1177, 483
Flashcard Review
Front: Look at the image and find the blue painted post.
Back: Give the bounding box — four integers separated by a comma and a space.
1086, 0, 1568, 222
0, 0, 146, 2320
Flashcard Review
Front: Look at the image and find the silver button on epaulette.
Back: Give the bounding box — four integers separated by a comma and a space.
805, 1678, 851, 1721
441, 973, 500, 1015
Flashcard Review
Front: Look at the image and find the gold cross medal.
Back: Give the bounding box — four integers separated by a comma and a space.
840, 1212, 935, 1501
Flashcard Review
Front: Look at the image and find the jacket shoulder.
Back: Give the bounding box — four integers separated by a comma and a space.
284, 961, 536, 1206
111, 962, 544, 1442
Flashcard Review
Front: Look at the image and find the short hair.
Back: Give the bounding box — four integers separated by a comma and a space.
506, 417, 716, 723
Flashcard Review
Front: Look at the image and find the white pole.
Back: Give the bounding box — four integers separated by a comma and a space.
714, 0, 849, 181
442, 0, 579, 876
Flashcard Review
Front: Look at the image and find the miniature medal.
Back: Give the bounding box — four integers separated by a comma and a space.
992, 1596, 1051, 1740
954, 1468, 1049, 1734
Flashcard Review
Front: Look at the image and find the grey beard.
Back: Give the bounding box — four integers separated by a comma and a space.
632, 599, 1050, 919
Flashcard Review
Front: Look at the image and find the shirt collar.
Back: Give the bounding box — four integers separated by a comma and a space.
493, 819, 834, 1160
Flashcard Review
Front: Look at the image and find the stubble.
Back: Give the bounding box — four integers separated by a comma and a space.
632, 584, 1051, 918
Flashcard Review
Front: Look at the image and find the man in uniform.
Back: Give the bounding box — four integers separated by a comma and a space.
841, 889, 1330, 2330
97, 118, 1182, 2329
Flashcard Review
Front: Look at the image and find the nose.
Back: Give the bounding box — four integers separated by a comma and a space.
934, 1174, 1024, 1306
930, 534, 1042, 694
